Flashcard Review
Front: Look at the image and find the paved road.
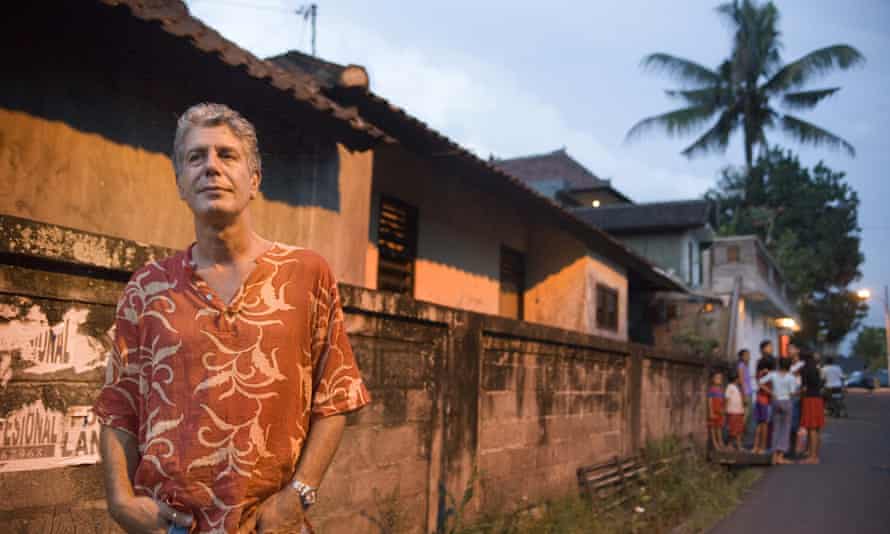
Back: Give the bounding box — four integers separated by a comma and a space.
711, 390, 890, 534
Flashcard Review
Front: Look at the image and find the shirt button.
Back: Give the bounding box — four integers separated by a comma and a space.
205, 294, 212, 301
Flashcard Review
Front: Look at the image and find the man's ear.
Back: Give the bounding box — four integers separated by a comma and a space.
250, 172, 261, 200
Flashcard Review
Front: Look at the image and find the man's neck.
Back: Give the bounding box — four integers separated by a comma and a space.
192, 213, 263, 267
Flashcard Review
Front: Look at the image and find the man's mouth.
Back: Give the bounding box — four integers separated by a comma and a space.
198, 186, 230, 194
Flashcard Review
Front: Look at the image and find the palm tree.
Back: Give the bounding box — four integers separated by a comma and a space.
627, 0, 864, 168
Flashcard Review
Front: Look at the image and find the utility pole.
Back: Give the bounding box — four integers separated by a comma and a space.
296, 3, 318, 56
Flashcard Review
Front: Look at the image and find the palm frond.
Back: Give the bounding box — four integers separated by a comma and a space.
780, 114, 855, 156
781, 87, 840, 111
640, 53, 721, 86
664, 87, 729, 107
681, 108, 739, 158
764, 45, 865, 93
626, 105, 719, 142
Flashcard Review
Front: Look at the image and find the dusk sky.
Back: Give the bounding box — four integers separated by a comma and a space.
185, 0, 889, 347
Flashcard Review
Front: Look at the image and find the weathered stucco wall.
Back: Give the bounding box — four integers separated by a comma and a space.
525, 225, 629, 341
0, 109, 373, 287
370, 145, 528, 316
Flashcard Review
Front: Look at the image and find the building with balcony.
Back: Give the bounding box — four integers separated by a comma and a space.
707, 236, 800, 365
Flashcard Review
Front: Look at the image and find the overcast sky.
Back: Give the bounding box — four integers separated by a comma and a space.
186, 0, 890, 345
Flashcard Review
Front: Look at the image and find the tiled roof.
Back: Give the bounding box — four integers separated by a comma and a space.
268, 50, 686, 292
99, 0, 391, 144
494, 149, 610, 190
572, 200, 714, 234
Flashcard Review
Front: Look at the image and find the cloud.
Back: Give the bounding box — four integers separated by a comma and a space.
185, 0, 714, 204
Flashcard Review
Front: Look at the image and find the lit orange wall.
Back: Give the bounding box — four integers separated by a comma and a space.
525, 225, 628, 341
0, 109, 372, 286
371, 145, 527, 316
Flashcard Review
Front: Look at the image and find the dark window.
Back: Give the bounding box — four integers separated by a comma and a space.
499, 246, 525, 320
377, 196, 417, 295
726, 245, 739, 263
596, 284, 619, 331
687, 241, 694, 285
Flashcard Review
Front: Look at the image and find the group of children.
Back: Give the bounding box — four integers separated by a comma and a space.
707, 342, 827, 465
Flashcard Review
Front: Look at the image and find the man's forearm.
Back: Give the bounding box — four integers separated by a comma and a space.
99, 425, 140, 507
293, 414, 346, 488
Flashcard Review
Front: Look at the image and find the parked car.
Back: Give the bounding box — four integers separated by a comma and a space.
846, 369, 889, 389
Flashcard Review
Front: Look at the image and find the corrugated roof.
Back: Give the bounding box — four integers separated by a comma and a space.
572, 200, 714, 234
99, 0, 392, 144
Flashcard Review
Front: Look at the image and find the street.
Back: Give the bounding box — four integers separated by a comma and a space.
711, 390, 890, 533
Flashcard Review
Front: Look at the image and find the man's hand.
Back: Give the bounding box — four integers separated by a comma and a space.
251, 486, 305, 534
108, 495, 194, 534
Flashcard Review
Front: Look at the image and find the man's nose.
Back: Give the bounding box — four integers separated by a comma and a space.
204, 150, 222, 174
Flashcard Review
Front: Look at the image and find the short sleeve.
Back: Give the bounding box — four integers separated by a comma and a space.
92, 280, 144, 437
309, 260, 371, 418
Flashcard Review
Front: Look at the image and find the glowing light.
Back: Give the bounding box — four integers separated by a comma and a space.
592, 200, 601, 208
856, 289, 871, 300
775, 317, 799, 331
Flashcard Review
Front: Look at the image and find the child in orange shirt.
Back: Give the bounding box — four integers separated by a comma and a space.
707, 371, 726, 451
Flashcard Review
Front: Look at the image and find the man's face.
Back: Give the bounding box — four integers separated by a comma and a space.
762, 342, 773, 356
177, 125, 258, 221
788, 343, 800, 360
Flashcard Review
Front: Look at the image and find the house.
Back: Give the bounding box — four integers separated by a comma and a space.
494, 148, 631, 207
708, 236, 801, 364
268, 51, 686, 341
498, 149, 799, 361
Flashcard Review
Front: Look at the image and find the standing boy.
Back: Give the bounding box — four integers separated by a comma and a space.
725, 371, 745, 450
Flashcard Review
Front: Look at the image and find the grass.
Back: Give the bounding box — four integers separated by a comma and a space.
454, 437, 762, 534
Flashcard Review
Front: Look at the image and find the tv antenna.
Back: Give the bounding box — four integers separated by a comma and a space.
296, 3, 318, 56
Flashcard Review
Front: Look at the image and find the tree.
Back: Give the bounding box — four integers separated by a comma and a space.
852, 327, 888, 371
626, 0, 864, 168
708, 147, 866, 345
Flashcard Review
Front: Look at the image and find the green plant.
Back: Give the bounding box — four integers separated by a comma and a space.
436, 468, 480, 534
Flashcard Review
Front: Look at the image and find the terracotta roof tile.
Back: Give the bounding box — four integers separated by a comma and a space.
98, 0, 392, 143
494, 149, 610, 189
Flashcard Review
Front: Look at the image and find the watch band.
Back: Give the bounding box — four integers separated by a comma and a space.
290, 479, 318, 509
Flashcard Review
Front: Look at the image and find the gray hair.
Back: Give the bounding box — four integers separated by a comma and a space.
172, 103, 261, 179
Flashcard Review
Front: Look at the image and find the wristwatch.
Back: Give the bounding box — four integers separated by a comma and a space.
290, 479, 318, 509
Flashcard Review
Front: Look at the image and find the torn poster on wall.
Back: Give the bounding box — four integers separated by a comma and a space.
0, 300, 110, 472
0, 400, 101, 472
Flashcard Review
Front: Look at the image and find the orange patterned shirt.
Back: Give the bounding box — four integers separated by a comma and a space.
93, 243, 370, 533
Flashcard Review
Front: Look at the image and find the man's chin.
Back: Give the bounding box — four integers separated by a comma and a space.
191, 203, 244, 224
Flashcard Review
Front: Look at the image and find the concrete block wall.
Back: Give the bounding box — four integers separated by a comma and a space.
477, 336, 627, 513
0, 217, 711, 533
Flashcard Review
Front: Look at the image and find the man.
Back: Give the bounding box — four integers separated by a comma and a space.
787, 343, 804, 456
756, 340, 776, 374
753, 340, 776, 452
822, 356, 845, 394
94, 103, 370, 533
